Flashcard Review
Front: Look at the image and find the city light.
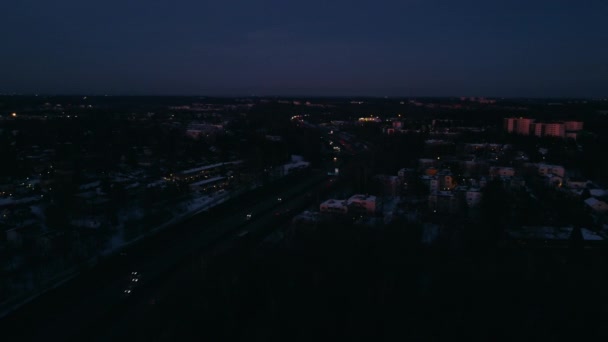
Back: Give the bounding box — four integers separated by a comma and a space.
358, 117, 381, 123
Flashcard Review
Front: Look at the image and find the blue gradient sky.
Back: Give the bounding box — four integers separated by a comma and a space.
2, 0, 607, 97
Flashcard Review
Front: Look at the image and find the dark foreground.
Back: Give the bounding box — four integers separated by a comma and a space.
5, 220, 608, 341
90, 223, 608, 341
3, 168, 608, 340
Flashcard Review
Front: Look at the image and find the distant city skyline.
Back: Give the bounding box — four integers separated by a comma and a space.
2, 0, 607, 97
0, 93, 606, 100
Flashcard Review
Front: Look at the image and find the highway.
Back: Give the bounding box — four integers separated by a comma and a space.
0, 167, 338, 341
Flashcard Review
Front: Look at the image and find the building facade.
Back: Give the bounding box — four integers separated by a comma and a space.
504, 117, 535, 135
347, 195, 377, 214
320, 199, 348, 214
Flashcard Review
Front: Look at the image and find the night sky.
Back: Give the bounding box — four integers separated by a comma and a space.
2, 0, 607, 97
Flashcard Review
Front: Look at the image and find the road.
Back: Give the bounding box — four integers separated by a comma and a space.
0, 168, 337, 341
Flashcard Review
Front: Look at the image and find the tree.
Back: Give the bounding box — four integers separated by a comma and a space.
45, 204, 69, 231
473, 178, 510, 247
580, 188, 591, 200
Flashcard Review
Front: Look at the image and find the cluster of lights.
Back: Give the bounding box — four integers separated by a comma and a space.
358, 117, 381, 122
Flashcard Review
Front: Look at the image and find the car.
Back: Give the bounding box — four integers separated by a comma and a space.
246, 213, 252, 220
122, 285, 135, 298
277, 197, 282, 202
131, 271, 141, 282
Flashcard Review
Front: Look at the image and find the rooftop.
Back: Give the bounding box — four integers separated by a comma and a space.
590, 189, 606, 197
179, 160, 242, 175
190, 176, 225, 187
348, 194, 376, 202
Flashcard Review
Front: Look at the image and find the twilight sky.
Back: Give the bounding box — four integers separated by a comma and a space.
2, 0, 607, 97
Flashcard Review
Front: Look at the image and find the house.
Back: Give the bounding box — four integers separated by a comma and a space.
283, 155, 310, 175
533, 122, 565, 138
465, 189, 482, 208
418, 158, 437, 170
566, 178, 588, 189
461, 159, 488, 176
436, 170, 456, 190
489, 166, 515, 178
397, 168, 415, 180
590, 189, 607, 198
501, 176, 526, 190
584, 197, 608, 213
428, 191, 460, 214
542, 174, 563, 187
346, 194, 377, 214
429, 176, 439, 193
564, 121, 584, 131
504, 117, 535, 135
372, 175, 401, 197
538, 164, 565, 178
424, 167, 438, 176
320, 199, 348, 214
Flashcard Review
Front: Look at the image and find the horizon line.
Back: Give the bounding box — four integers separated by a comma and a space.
0, 93, 605, 100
